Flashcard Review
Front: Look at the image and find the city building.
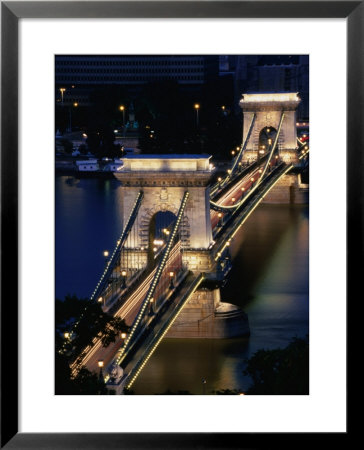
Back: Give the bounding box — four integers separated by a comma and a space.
55, 55, 219, 105
219, 55, 309, 120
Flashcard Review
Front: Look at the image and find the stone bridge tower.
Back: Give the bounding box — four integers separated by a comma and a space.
114, 155, 214, 272
114, 154, 251, 340
240, 92, 301, 165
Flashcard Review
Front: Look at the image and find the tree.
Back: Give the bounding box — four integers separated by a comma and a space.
59, 138, 73, 154
212, 389, 242, 395
55, 295, 128, 395
243, 336, 309, 395
155, 389, 192, 395
78, 144, 88, 155
55, 352, 108, 395
55, 295, 128, 363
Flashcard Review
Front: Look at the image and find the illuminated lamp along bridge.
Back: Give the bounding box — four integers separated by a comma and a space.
61, 92, 309, 394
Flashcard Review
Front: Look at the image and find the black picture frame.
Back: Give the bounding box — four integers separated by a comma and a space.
1, 1, 358, 448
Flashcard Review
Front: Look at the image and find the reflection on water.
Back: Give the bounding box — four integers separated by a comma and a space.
56, 176, 309, 394
132, 337, 251, 395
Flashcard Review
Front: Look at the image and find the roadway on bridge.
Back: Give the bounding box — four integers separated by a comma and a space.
71, 244, 182, 376
210, 161, 274, 229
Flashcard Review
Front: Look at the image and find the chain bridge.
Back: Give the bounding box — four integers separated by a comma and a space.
60, 92, 309, 394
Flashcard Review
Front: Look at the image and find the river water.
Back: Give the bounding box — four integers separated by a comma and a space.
56, 175, 309, 394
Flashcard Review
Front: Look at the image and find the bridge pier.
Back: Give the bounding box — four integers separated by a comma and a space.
167, 287, 250, 339
182, 249, 214, 272
261, 173, 308, 204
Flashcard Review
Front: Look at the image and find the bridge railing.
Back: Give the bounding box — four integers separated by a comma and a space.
123, 272, 205, 390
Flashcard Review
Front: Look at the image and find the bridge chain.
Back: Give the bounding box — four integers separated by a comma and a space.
115, 191, 190, 366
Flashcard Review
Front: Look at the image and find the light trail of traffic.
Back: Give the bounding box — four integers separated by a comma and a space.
70, 243, 182, 376
210, 163, 272, 229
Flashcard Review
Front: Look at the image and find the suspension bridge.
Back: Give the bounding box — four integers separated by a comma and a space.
60, 92, 309, 394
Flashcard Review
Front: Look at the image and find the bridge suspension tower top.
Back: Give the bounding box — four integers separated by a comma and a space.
239, 92, 301, 165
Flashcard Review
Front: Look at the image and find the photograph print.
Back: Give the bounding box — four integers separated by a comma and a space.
55, 55, 309, 395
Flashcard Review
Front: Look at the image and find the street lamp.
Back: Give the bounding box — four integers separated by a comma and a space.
98, 360, 104, 383
68, 102, 78, 132
103, 250, 109, 266
194, 103, 200, 127
59, 87, 66, 103
121, 270, 127, 288
119, 105, 125, 128
169, 271, 174, 289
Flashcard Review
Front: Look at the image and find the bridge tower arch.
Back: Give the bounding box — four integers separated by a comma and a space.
114, 155, 214, 273
240, 92, 301, 165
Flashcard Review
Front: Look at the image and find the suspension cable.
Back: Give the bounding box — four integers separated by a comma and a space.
210, 113, 256, 196
115, 191, 190, 365
230, 113, 256, 178
90, 190, 144, 302
210, 112, 285, 212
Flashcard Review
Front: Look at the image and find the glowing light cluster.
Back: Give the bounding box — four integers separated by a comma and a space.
242, 92, 300, 103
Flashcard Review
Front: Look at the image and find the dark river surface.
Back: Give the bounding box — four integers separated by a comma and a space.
56, 175, 309, 394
